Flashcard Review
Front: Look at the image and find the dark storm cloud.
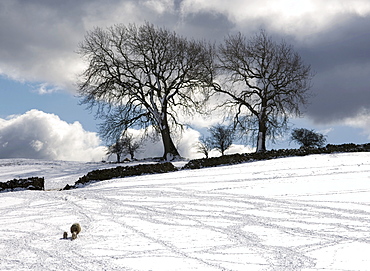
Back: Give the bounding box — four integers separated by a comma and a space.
301, 15, 370, 73
176, 0, 370, 126
175, 11, 235, 41
0, 0, 179, 90
1, 0, 370, 126
0, 0, 90, 88
0, 0, 88, 53
297, 15, 370, 124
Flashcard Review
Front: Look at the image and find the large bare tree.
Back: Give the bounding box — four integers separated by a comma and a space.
78, 23, 215, 160
215, 31, 313, 152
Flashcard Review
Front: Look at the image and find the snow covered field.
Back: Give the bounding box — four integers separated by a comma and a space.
1, 152, 370, 271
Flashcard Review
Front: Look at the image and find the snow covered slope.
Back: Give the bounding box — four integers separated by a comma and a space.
0, 159, 155, 190
1, 153, 370, 270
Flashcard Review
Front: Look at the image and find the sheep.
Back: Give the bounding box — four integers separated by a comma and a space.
70, 223, 81, 240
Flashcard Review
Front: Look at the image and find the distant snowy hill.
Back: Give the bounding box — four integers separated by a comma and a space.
1, 153, 370, 270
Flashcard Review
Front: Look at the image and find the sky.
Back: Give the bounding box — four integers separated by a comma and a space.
1, 0, 370, 161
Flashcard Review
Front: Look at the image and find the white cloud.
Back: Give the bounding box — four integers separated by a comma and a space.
318, 128, 333, 136
175, 127, 202, 159
343, 109, 370, 140
0, 110, 106, 162
33, 83, 61, 95
180, 0, 370, 38
0, 110, 254, 162
225, 144, 255, 155
143, 0, 175, 14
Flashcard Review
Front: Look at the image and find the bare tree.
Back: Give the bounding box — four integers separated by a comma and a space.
106, 132, 143, 162
120, 133, 142, 160
291, 128, 326, 148
106, 138, 125, 163
196, 135, 213, 158
215, 30, 313, 152
78, 22, 215, 160
209, 124, 234, 156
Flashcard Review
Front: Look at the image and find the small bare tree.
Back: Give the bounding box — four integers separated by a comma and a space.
291, 128, 326, 148
215, 30, 313, 152
196, 135, 213, 158
120, 133, 142, 160
209, 124, 234, 156
107, 132, 143, 162
106, 138, 125, 163
78, 22, 215, 160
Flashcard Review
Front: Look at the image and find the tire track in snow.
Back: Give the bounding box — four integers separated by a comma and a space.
0, 190, 132, 271
76, 173, 370, 271
2, 153, 370, 270
67, 185, 314, 270
65, 189, 234, 271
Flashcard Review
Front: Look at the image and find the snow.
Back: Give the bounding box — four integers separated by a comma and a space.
1, 152, 370, 270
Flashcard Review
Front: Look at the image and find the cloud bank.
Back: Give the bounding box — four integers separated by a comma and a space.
343, 109, 370, 140
0, 110, 251, 161
1, 0, 369, 121
1, 0, 370, 157
3, 0, 369, 90
180, 0, 370, 37
0, 110, 106, 162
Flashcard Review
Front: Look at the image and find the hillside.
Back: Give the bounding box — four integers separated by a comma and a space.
1, 153, 370, 270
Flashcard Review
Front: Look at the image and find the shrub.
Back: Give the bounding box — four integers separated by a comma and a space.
291, 128, 326, 148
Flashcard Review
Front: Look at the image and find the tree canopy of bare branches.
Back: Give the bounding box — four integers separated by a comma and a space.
215, 30, 313, 152
78, 22, 215, 160
196, 135, 213, 159
106, 132, 142, 163
291, 128, 326, 148
209, 124, 234, 156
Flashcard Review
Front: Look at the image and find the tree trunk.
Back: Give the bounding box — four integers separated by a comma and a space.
116, 153, 121, 163
158, 103, 181, 160
160, 126, 180, 160
256, 110, 267, 152
256, 130, 266, 152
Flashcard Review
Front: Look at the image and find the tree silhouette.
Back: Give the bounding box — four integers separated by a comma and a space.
78, 22, 215, 160
291, 128, 326, 148
215, 30, 313, 152
209, 124, 234, 156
